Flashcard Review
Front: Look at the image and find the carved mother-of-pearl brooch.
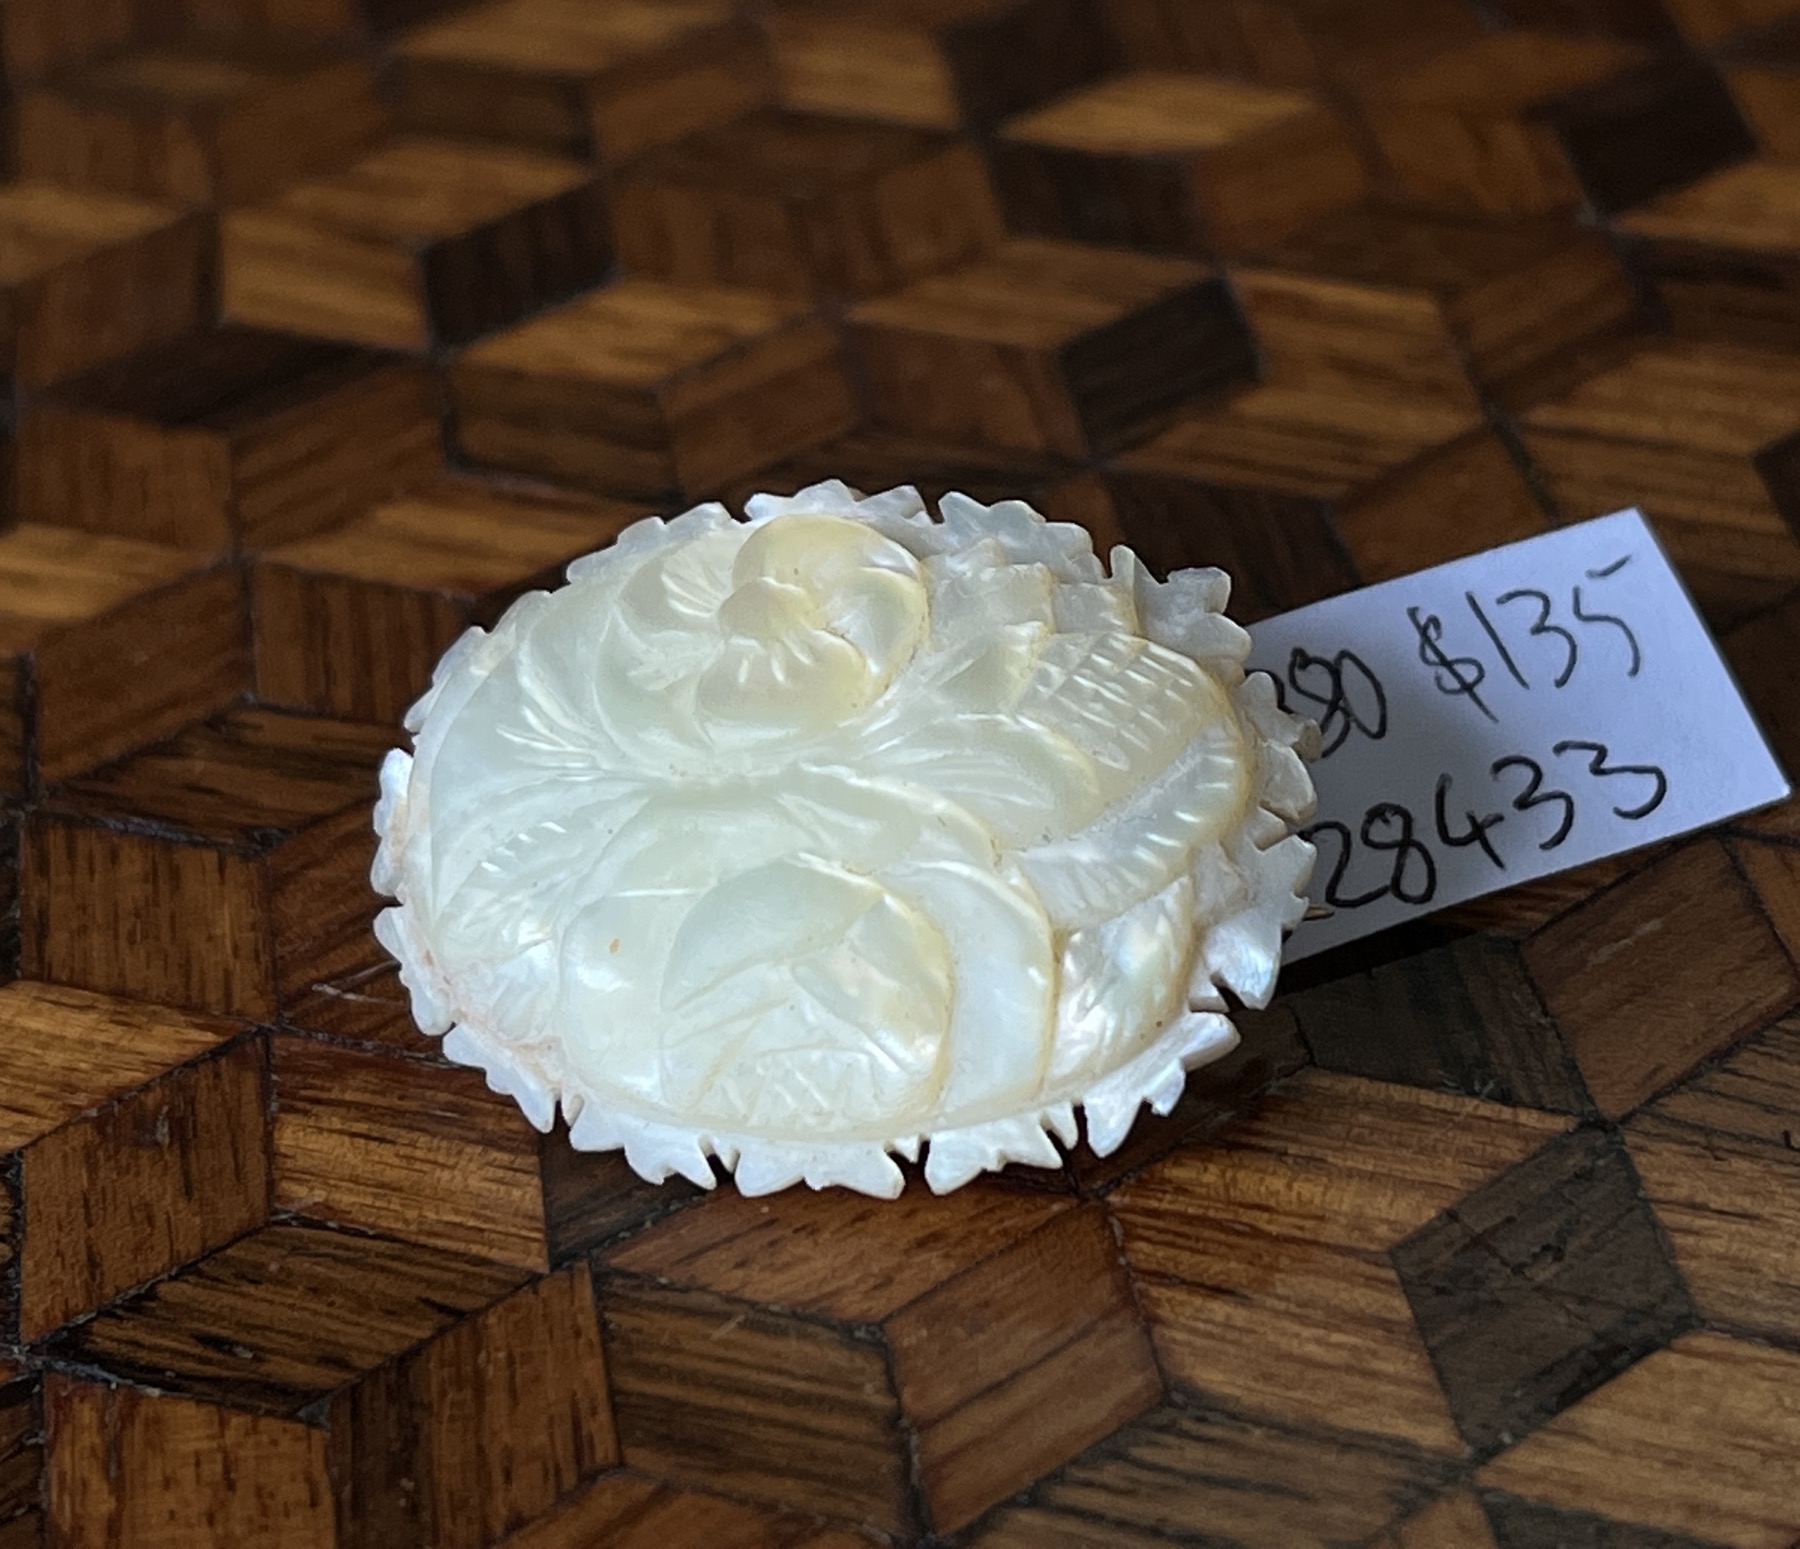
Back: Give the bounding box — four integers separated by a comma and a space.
372, 482, 1319, 1197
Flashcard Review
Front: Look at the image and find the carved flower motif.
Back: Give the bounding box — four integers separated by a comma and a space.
372, 483, 1318, 1196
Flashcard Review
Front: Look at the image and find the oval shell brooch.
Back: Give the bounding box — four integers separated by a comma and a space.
372, 482, 1319, 1196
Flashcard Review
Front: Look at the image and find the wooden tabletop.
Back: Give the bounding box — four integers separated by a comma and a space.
4, 1, 1800, 1545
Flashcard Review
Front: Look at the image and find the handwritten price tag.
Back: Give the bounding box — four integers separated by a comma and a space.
1247, 509, 1790, 960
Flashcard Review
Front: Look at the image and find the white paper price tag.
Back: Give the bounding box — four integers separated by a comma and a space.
1248, 509, 1790, 960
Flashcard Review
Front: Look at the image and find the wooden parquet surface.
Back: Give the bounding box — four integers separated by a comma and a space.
3, 0, 1800, 1544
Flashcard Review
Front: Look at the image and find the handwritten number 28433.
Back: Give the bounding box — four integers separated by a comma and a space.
1305, 741, 1668, 911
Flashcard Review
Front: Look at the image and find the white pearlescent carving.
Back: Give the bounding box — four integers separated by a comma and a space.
372, 482, 1319, 1197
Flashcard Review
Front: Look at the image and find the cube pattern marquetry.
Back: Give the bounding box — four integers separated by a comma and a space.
1, 0, 1799, 1543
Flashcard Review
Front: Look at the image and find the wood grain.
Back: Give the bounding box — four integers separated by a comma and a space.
0, 1370, 43, 1549
1102, 0, 1315, 86
0, 182, 213, 389
452, 279, 857, 497
1375, 1490, 1502, 1549
392, 0, 770, 161
1392, 1126, 1695, 1452
1332, 431, 1552, 586
1062, 999, 1310, 1193
1084, 460, 1359, 623
1723, 592, 1800, 780
51, 1220, 528, 1411
1102, 399, 1534, 619
602, 1178, 1160, 1530
850, 238, 1254, 458
1518, 339, 1800, 625
171, 0, 458, 41
1284, 932, 1588, 1112
2, 7, 1800, 1545
267, 806, 417, 1049
223, 138, 611, 350
20, 1034, 270, 1340
1618, 157, 1800, 349
46, 707, 391, 849
1249, 204, 1643, 398
600, 1276, 915, 1532
19, 326, 443, 551
971, 1400, 1457, 1549
1357, 30, 1751, 217
0, 526, 228, 796
1358, 30, 1648, 214
46, 1374, 335, 1549
1476, 1331, 1800, 1547
613, 108, 1002, 299
254, 477, 643, 722
1440, 845, 1673, 939
1625, 1019, 1800, 1343
272, 1034, 549, 1271
1663, 0, 1798, 48
604, 1175, 1069, 1323
23, 817, 277, 1016
330, 1262, 615, 1548
886, 1205, 1162, 1531
0, 982, 242, 1148
1112, 1073, 1570, 1449
25, 709, 392, 1015
30, 559, 249, 784
15, 40, 386, 207
1231, 267, 1482, 412
766, 0, 1111, 131
1479, 1491, 1721, 1549
490, 1471, 874, 1549
1731, 834, 1800, 964
1726, 22, 1800, 156
539, 1122, 703, 1261
1523, 839, 1800, 1117
1, 0, 140, 79
994, 70, 1369, 255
